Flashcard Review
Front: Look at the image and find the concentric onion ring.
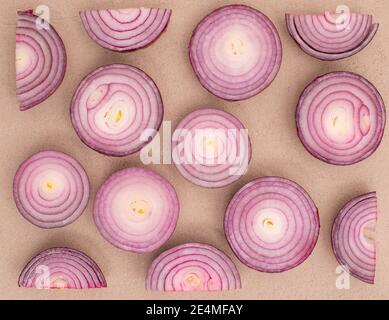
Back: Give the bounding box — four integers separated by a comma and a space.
189, 4, 282, 101
224, 177, 320, 273
13, 151, 89, 229
332, 192, 377, 284
19, 247, 106, 289
93, 168, 179, 253
16, 10, 67, 111
70, 64, 163, 157
146, 243, 241, 291
80, 7, 172, 52
286, 11, 379, 61
172, 108, 251, 188
296, 72, 386, 165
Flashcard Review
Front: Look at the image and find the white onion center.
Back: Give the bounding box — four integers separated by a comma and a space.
50, 276, 69, 289
112, 184, 162, 228
215, 27, 259, 74
322, 101, 370, 144
93, 91, 135, 135
183, 271, 203, 290
16, 42, 36, 75
254, 208, 286, 243
192, 129, 226, 160
36, 170, 66, 200
361, 221, 376, 248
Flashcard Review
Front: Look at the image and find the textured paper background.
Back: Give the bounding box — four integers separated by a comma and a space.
1, 0, 389, 300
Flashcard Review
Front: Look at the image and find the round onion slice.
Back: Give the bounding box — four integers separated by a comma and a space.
296, 71, 386, 165
224, 176, 319, 273
16, 10, 67, 111
146, 243, 241, 291
80, 7, 171, 52
286, 11, 379, 61
189, 4, 282, 101
13, 151, 89, 229
332, 192, 377, 284
70, 64, 163, 157
172, 108, 251, 188
19, 247, 106, 289
93, 168, 179, 253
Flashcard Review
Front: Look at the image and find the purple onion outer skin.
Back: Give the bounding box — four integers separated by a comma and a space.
93, 168, 179, 253
225, 176, 320, 273
146, 243, 241, 291
296, 71, 386, 166
19, 247, 107, 289
80, 8, 172, 52
172, 108, 252, 188
286, 12, 379, 61
13, 151, 90, 229
16, 10, 67, 110
189, 4, 282, 101
70, 64, 164, 157
331, 192, 377, 284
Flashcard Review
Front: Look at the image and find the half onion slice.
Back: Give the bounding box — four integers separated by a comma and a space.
70, 64, 163, 157
286, 11, 378, 61
296, 71, 386, 165
172, 108, 251, 188
16, 10, 67, 111
189, 4, 282, 101
80, 7, 172, 52
13, 151, 89, 229
332, 192, 377, 284
19, 247, 106, 289
93, 168, 179, 253
146, 243, 241, 291
225, 177, 319, 273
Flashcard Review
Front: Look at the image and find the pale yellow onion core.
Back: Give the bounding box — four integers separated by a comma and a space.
15, 44, 32, 74
184, 273, 201, 288
128, 200, 151, 222
51, 277, 68, 289
322, 103, 355, 143
363, 221, 376, 243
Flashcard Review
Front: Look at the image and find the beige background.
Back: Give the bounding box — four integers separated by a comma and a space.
1, 0, 388, 300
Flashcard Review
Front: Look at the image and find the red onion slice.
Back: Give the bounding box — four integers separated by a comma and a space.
224, 177, 319, 273
80, 7, 171, 52
146, 243, 241, 291
189, 4, 282, 101
172, 108, 251, 188
296, 71, 386, 165
19, 247, 106, 289
332, 192, 377, 284
93, 168, 179, 253
13, 151, 89, 229
286, 11, 378, 61
70, 64, 163, 157
16, 10, 67, 111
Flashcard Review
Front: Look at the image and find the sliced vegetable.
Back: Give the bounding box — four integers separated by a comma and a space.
13, 151, 89, 229
286, 11, 378, 61
225, 176, 319, 273
70, 64, 163, 157
172, 108, 251, 188
19, 247, 106, 289
146, 243, 241, 291
189, 4, 282, 101
93, 168, 179, 253
80, 7, 171, 52
332, 192, 377, 284
296, 71, 386, 165
16, 10, 67, 111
